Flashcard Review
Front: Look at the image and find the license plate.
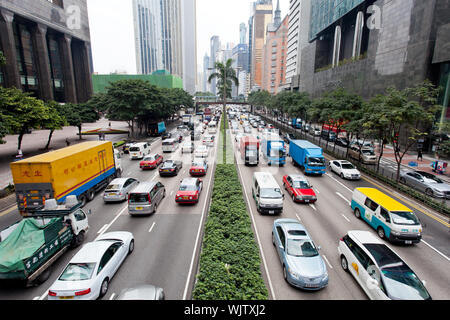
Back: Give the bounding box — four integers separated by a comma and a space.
135, 207, 143, 210
305, 284, 318, 288
59, 296, 74, 300
184, 197, 189, 200
164, 170, 169, 172
405, 240, 412, 244
269, 210, 274, 214
108, 193, 116, 196
305, 200, 309, 203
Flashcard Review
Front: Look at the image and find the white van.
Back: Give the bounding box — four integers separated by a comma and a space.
252, 172, 284, 215
208, 121, 217, 134
129, 142, 150, 160
351, 188, 422, 244
162, 138, 178, 153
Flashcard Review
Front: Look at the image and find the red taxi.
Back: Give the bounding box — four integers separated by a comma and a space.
283, 174, 317, 203
140, 154, 163, 170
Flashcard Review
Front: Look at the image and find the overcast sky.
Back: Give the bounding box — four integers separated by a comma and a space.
87, 0, 288, 74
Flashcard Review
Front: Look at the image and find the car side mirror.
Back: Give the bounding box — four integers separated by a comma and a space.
317, 246, 321, 251
279, 245, 284, 251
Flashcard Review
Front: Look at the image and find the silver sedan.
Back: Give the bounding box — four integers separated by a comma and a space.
103, 178, 139, 203
400, 170, 450, 198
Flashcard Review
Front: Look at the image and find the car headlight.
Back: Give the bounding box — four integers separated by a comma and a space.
432, 188, 443, 195
321, 273, 329, 282
296, 195, 303, 200
289, 268, 301, 280
391, 230, 401, 236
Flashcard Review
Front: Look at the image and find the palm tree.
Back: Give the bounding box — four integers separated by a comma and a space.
208, 59, 239, 158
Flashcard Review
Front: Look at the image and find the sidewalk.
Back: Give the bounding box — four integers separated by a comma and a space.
377, 145, 450, 183
0, 118, 131, 189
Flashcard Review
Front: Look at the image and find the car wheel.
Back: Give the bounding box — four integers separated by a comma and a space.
340, 173, 344, 179
425, 188, 434, 197
354, 208, 361, 219
128, 239, 135, 255
99, 278, 109, 298
399, 177, 406, 185
292, 194, 296, 202
377, 227, 385, 239
340, 255, 348, 272
272, 232, 275, 246
283, 265, 288, 282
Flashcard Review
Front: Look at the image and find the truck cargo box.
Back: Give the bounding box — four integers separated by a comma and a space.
10, 141, 116, 213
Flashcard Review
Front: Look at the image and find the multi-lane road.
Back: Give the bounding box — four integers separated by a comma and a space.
229, 119, 450, 300
0, 112, 449, 301
0, 121, 218, 300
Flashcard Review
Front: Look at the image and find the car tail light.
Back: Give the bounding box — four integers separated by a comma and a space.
75, 289, 91, 296
48, 290, 57, 297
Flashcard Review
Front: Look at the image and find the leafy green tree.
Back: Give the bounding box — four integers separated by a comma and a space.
63, 102, 100, 140
208, 59, 239, 155
0, 87, 51, 151
43, 101, 68, 149
377, 82, 441, 181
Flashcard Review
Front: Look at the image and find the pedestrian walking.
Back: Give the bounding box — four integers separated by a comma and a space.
417, 148, 423, 161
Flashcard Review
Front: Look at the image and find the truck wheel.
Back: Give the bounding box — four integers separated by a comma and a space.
35, 267, 52, 285
78, 194, 87, 207
87, 189, 95, 201
72, 231, 85, 248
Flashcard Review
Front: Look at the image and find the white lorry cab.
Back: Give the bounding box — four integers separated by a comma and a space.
252, 172, 284, 215
351, 188, 422, 244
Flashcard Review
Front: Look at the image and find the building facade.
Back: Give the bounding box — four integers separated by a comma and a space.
294, 0, 449, 112
250, 0, 273, 91
132, 0, 197, 94
262, 14, 289, 94
0, 0, 93, 103
231, 43, 249, 97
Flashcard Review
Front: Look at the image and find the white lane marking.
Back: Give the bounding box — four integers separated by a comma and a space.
295, 214, 302, 223
309, 204, 317, 211
322, 255, 333, 270
421, 240, 450, 262
109, 293, 116, 300
325, 172, 353, 193
148, 222, 156, 233
236, 156, 277, 300
341, 214, 351, 223
336, 192, 351, 206
170, 190, 174, 196
97, 224, 108, 234
314, 187, 320, 194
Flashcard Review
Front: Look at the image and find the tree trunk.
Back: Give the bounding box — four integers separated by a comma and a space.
376, 139, 385, 173
17, 128, 25, 151
78, 125, 83, 140
45, 129, 54, 150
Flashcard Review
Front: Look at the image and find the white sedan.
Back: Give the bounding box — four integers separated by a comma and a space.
194, 145, 209, 158
181, 142, 194, 153
48, 232, 134, 300
329, 160, 361, 180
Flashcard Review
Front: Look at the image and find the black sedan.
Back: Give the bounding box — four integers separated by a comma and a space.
159, 160, 183, 177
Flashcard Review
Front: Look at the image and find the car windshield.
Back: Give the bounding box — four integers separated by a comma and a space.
105, 184, 120, 191
307, 157, 325, 167
260, 188, 282, 199
59, 263, 96, 281
381, 263, 431, 300
419, 172, 443, 183
342, 163, 355, 169
292, 180, 310, 189
129, 193, 149, 203
129, 147, 140, 152
390, 211, 420, 225
192, 162, 204, 167
286, 239, 319, 257
143, 156, 155, 161
179, 184, 197, 191
362, 149, 375, 156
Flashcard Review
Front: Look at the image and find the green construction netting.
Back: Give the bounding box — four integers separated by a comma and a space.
0, 218, 60, 273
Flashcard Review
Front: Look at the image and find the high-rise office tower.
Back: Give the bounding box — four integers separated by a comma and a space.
209, 35, 220, 95
240, 23, 247, 45
202, 53, 210, 92
0, 0, 93, 103
132, 0, 197, 94
249, 0, 273, 90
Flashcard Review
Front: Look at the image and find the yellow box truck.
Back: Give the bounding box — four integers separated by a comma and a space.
10, 141, 121, 215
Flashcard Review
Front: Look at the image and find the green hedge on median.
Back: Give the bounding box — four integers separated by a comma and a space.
192, 164, 268, 300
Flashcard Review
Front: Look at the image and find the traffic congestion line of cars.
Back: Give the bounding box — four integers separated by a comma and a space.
227, 106, 434, 300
